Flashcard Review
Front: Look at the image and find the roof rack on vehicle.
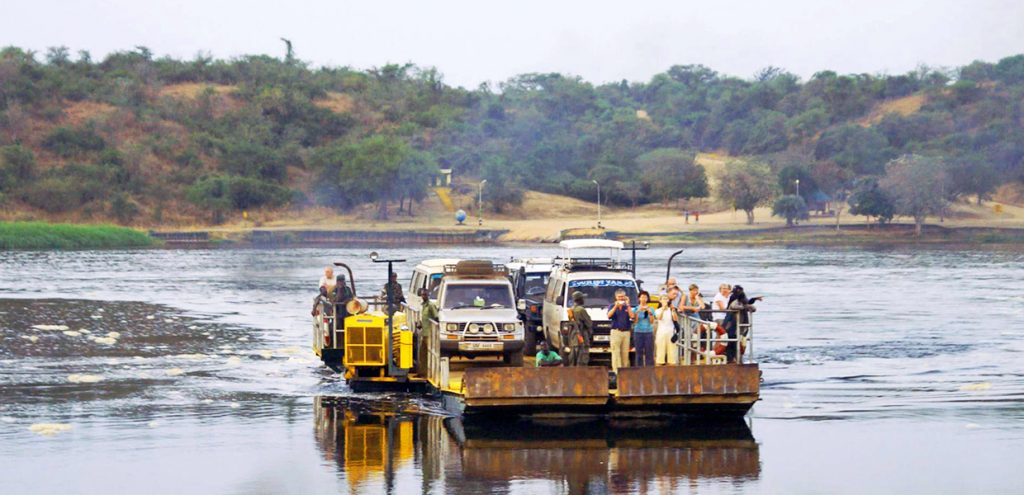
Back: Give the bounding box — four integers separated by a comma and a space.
443, 260, 509, 278
561, 258, 633, 272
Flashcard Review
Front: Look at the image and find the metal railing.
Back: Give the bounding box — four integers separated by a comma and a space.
676, 309, 755, 365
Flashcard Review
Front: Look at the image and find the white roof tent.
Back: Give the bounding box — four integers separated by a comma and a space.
559, 239, 623, 251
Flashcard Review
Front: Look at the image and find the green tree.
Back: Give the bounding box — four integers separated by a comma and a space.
335, 135, 410, 219
814, 124, 893, 175
772, 194, 809, 226
635, 148, 696, 204
0, 144, 36, 191
716, 161, 776, 224
481, 155, 524, 213
395, 149, 439, 216
848, 177, 894, 225
946, 154, 1000, 205
880, 154, 950, 236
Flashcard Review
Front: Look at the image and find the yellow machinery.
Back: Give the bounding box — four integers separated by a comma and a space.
342, 311, 413, 381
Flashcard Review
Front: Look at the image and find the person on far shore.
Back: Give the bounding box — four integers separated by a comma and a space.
695, 211, 700, 223
606, 289, 634, 373
684, 210, 690, 224
632, 290, 656, 367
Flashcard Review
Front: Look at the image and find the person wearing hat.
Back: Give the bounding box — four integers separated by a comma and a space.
416, 288, 438, 374
566, 291, 593, 366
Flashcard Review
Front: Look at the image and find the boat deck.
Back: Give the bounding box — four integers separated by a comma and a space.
349, 356, 760, 417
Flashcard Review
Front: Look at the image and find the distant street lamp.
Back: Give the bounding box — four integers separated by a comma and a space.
592, 179, 602, 228
477, 179, 487, 226
795, 179, 801, 198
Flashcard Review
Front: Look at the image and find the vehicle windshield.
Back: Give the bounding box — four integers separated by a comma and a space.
442, 283, 514, 309
567, 279, 638, 307
523, 273, 549, 297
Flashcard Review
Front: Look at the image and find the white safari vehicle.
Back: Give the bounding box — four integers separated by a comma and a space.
405, 258, 461, 332
436, 260, 525, 366
542, 240, 639, 358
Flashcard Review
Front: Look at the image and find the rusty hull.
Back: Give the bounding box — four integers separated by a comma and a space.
614, 364, 760, 413
461, 366, 609, 409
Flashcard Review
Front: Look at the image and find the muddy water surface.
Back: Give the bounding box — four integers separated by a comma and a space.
1, 246, 1022, 494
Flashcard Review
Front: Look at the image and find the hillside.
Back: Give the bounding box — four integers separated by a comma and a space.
0, 47, 1022, 229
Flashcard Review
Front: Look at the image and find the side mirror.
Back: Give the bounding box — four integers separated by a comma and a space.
517, 300, 527, 311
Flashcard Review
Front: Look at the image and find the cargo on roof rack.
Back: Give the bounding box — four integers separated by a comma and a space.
443, 260, 509, 278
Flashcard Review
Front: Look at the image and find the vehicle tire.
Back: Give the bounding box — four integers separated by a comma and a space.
524, 327, 537, 356
503, 350, 524, 367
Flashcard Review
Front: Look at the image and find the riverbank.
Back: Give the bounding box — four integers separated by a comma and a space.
0, 222, 155, 250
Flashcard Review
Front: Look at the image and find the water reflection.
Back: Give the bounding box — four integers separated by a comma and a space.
314, 396, 760, 494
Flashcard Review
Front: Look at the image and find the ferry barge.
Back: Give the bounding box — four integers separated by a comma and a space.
312, 245, 761, 418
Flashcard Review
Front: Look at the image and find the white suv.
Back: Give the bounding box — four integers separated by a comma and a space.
436, 260, 525, 366
542, 240, 639, 357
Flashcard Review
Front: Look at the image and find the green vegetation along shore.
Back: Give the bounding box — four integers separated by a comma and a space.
0, 221, 155, 250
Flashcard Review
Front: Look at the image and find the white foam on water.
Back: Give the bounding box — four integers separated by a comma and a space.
29, 423, 72, 436
31, 324, 69, 331
237, 336, 249, 342
145, 315, 155, 320
258, 350, 273, 359
175, 353, 207, 360
1, 416, 15, 423
62, 331, 81, 337
148, 420, 161, 428
207, 336, 214, 340
965, 423, 982, 429
97, 308, 104, 312
90, 315, 103, 320
164, 319, 173, 323
229, 402, 241, 409
93, 337, 117, 345
106, 332, 121, 339
275, 347, 302, 355
225, 356, 242, 366
21, 336, 39, 343
80, 329, 91, 334
68, 374, 104, 384
287, 357, 313, 364
959, 382, 992, 391
164, 368, 185, 377
200, 399, 214, 404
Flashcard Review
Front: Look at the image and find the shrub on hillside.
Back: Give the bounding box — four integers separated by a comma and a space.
187, 175, 292, 212
41, 126, 107, 157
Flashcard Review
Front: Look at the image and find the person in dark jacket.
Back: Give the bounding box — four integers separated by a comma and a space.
721, 285, 762, 363
567, 291, 593, 366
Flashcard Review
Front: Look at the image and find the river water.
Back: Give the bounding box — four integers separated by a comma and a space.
1, 245, 1022, 494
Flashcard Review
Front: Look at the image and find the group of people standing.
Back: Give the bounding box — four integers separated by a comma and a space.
538, 276, 760, 372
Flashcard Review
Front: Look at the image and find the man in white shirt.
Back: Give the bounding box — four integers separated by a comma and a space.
712, 283, 731, 322
319, 267, 336, 295
663, 277, 682, 308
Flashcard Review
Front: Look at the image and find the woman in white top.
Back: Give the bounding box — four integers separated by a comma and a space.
655, 292, 680, 365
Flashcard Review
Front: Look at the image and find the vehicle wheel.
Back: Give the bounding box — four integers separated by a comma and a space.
503, 350, 524, 367
524, 327, 537, 356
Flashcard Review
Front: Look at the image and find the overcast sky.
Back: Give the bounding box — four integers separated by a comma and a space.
4, 0, 1022, 88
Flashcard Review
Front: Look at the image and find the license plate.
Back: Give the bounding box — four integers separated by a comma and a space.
459, 342, 502, 351
593, 335, 609, 342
